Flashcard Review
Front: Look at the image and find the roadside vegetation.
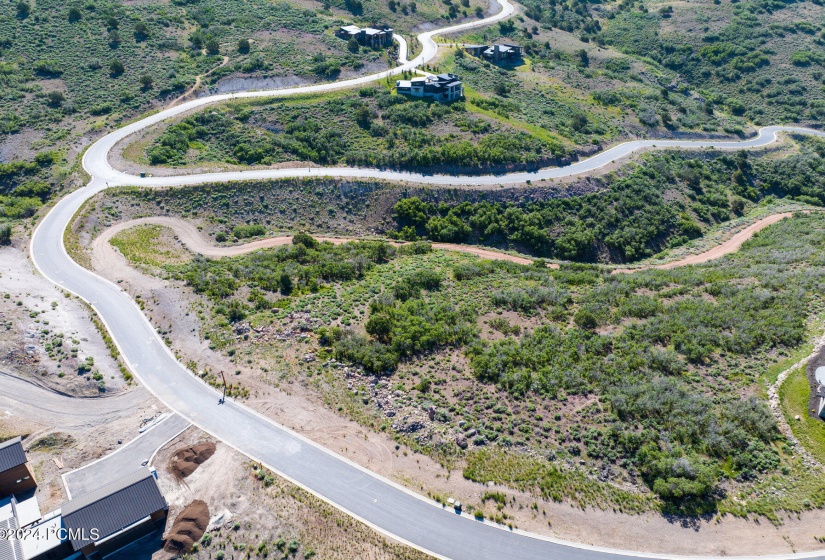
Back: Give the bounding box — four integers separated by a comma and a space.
139, 88, 566, 171
96, 137, 825, 265
389, 136, 825, 262
103, 202, 825, 519
448, 0, 825, 138
0, 149, 68, 241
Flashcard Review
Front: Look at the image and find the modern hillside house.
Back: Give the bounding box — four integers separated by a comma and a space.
395, 74, 464, 102
335, 25, 394, 47
464, 43, 523, 64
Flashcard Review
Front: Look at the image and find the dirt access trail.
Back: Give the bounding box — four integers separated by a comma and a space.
171, 56, 230, 107
94, 216, 538, 264
611, 212, 795, 273
97, 213, 794, 271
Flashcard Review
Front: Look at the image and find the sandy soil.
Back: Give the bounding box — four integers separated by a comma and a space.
84, 214, 825, 555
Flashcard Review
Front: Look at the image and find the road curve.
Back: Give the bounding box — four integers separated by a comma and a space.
95, 216, 538, 265
28, 0, 825, 556
98, 212, 799, 272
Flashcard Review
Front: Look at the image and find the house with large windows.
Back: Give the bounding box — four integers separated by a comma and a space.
464, 43, 523, 64
395, 73, 464, 102
335, 25, 394, 47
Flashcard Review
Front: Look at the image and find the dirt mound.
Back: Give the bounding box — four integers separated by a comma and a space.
163, 500, 209, 554
169, 441, 216, 479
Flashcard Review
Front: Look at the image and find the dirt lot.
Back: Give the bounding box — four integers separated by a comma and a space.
153, 427, 431, 560
0, 241, 128, 396
79, 216, 825, 555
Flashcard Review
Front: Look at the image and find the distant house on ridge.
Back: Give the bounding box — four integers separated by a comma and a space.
335, 25, 394, 47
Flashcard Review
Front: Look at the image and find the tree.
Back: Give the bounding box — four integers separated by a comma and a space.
279, 273, 293, 295
345, 0, 363, 14
238, 39, 250, 54
68, 7, 82, 22
226, 300, 246, 323
0, 224, 11, 245
366, 313, 394, 343
573, 308, 598, 330
46, 91, 65, 107
292, 232, 318, 249
134, 21, 149, 41
355, 105, 371, 129
570, 112, 588, 131
576, 48, 589, 67
16, 1, 30, 18
205, 38, 220, 55
347, 38, 360, 53
139, 74, 153, 90
108, 30, 121, 48
109, 60, 124, 77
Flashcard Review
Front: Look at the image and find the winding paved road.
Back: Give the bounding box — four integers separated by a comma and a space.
27, 0, 825, 556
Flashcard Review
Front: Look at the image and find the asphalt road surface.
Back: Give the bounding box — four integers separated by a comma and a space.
27, 0, 825, 556
0, 370, 149, 430
62, 413, 190, 498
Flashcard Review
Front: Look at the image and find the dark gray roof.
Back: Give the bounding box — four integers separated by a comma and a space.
62, 468, 167, 549
0, 437, 27, 473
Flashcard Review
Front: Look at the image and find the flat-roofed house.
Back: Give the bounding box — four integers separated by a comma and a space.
395, 73, 463, 102
464, 43, 523, 64
335, 25, 393, 47
0, 437, 37, 498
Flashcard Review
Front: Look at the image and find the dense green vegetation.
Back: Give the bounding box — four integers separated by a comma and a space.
139, 211, 825, 513
0, 149, 64, 233
144, 89, 565, 170
454, 0, 825, 140
0, 0, 395, 143
601, 0, 825, 125
390, 137, 825, 262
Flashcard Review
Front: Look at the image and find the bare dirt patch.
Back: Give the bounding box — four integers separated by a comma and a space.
163, 500, 209, 554
169, 442, 216, 479
153, 428, 431, 559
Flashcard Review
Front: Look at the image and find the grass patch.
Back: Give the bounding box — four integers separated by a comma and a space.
110, 224, 191, 268
780, 367, 825, 463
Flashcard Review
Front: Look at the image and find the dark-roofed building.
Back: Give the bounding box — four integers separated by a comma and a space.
395, 73, 463, 102
0, 437, 36, 498
61, 468, 168, 558
335, 25, 393, 47
464, 43, 523, 64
